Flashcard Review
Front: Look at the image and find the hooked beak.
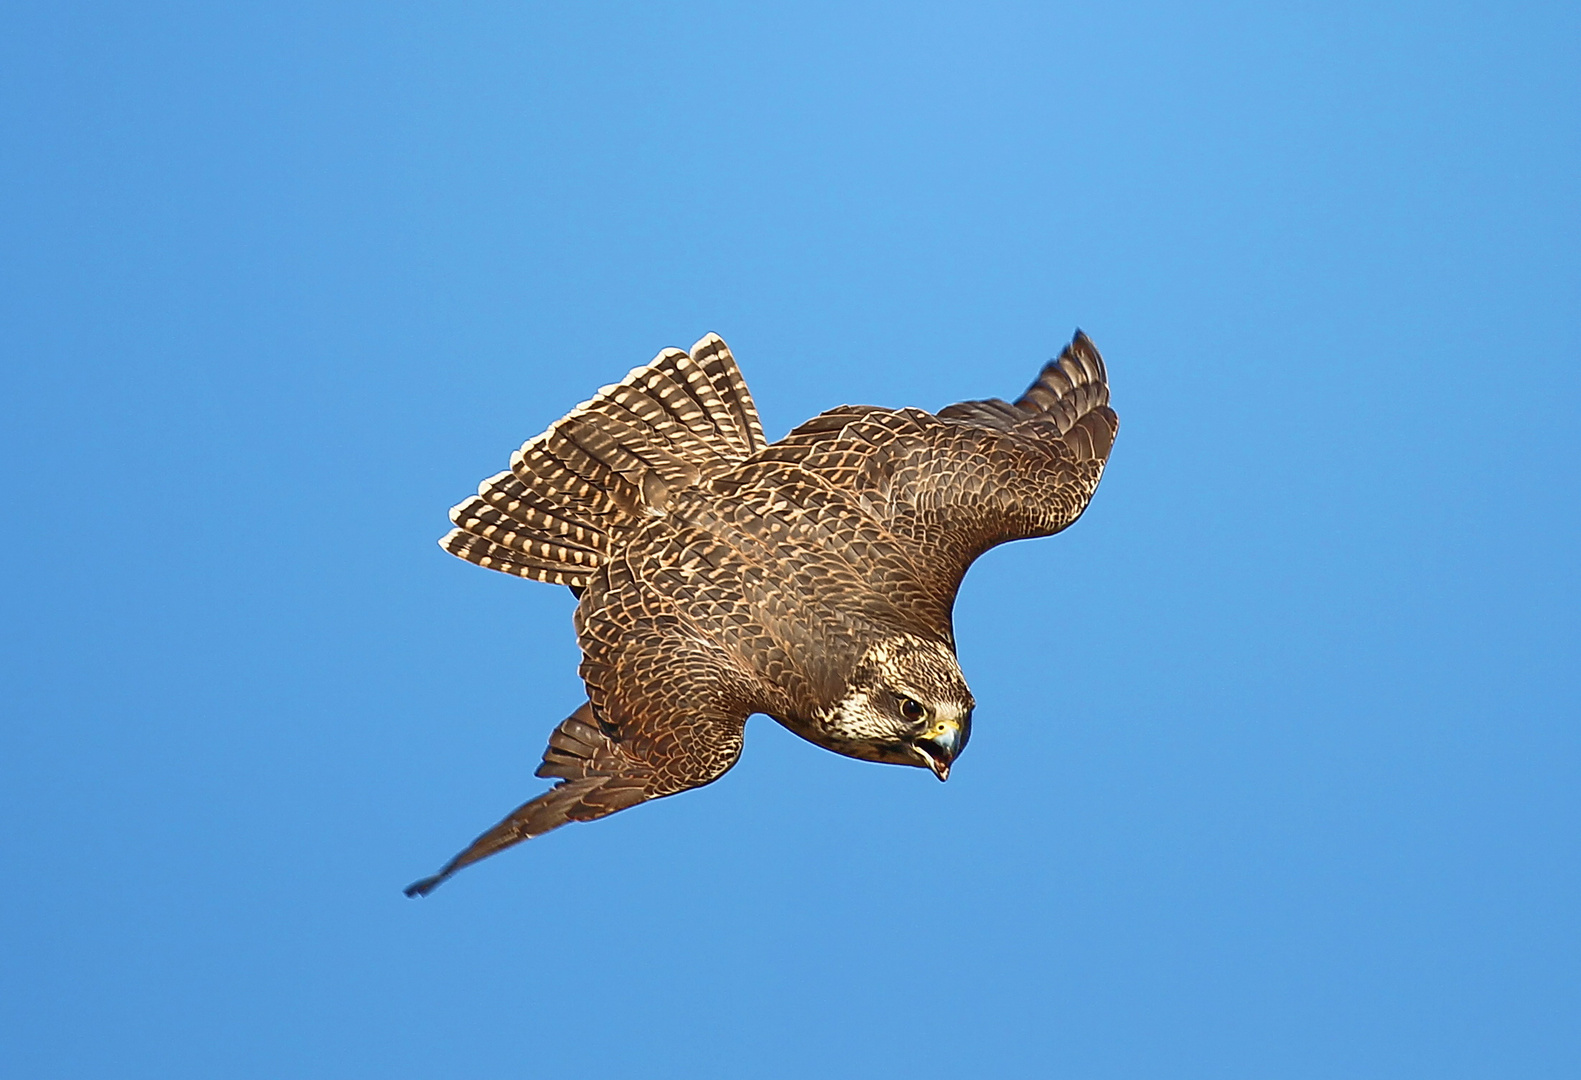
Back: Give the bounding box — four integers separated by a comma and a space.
922, 752, 951, 782
913, 717, 966, 782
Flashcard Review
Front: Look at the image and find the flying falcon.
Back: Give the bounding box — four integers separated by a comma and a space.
405, 331, 1118, 896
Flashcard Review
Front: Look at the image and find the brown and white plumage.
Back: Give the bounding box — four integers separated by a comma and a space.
405, 331, 1118, 896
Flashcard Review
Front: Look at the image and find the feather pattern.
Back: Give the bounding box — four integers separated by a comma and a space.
409, 330, 1118, 894
441, 334, 768, 589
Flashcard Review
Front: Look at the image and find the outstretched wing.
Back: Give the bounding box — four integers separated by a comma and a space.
760, 331, 1118, 599
403, 701, 651, 896
916, 329, 1117, 561
404, 605, 757, 897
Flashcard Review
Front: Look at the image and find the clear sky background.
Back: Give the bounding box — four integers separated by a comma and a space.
2, 3, 1577, 1077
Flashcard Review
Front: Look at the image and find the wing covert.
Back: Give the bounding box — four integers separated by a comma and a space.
764, 331, 1118, 595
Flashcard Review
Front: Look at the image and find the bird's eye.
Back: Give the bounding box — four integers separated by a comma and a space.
899, 696, 926, 720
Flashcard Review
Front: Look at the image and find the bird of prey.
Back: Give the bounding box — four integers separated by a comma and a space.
405, 331, 1117, 896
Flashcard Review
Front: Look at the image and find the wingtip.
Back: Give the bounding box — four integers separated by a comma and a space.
403, 872, 448, 899
1064, 328, 1105, 374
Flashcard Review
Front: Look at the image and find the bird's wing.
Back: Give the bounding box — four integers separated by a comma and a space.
404, 603, 756, 897
757, 331, 1118, 601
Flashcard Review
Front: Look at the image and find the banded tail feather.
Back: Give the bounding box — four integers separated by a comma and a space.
441, 334, 768, 589
690, 332, 767, 453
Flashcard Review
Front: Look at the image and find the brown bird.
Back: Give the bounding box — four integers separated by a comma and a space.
405, 331, 1118, 896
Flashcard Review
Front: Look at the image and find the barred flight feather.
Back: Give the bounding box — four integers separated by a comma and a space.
939, 330, 1111, 438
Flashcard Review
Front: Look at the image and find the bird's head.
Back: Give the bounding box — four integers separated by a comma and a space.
825, 634, 974, 780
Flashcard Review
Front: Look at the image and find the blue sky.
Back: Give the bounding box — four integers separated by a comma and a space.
2, 2, 1577, 1077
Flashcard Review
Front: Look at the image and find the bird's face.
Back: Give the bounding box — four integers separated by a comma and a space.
824, 634, 975, 780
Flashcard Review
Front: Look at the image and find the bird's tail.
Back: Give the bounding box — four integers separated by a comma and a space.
441, 333, 768, 590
